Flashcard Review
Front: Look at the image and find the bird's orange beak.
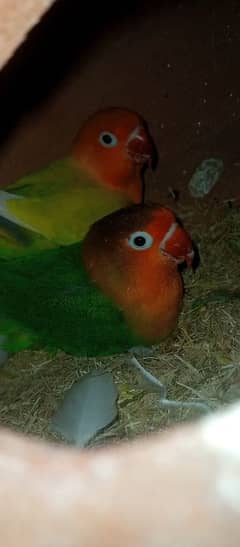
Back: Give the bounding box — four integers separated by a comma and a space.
159, 220, 194, 268
126, 125, 155, 167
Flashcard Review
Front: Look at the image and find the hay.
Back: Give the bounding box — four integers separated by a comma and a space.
1, 199, 240, 447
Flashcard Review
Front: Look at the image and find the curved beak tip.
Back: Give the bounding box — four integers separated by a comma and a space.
160, 245, 194, 269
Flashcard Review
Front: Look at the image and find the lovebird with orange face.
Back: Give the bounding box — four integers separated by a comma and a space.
0, 204, 193, 357
0, 108, 154, 257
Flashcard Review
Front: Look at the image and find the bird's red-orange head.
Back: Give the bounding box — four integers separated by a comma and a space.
71, 108, 155, 202
82, 204, 194, 342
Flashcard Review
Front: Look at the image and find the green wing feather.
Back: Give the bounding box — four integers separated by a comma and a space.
0, 244, 144, 357
0, 159, 77, 257
0, 216, 57, 258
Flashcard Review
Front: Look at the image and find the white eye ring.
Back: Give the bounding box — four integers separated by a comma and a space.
127, 231, 154, 251
99, 131, 118, 147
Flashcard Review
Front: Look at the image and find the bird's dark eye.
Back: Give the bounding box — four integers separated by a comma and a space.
99, 131, 118, 147
133, 236, 146, 246
127, 231, 153, 250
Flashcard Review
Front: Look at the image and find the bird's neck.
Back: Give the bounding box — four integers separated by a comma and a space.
70, 155, 143, 203
123, 262, 184, 341
87, 254, 184, 344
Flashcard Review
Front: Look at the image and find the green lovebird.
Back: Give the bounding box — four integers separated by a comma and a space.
0, 204, 194, 357
0, 108, 154, 258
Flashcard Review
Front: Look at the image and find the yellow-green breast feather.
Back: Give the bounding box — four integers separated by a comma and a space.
0, 158, 131, 246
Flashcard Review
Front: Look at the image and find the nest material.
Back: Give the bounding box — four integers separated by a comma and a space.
1, 200, 240, 447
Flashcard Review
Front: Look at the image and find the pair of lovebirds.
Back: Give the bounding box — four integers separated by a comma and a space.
0, 107, 194, 363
